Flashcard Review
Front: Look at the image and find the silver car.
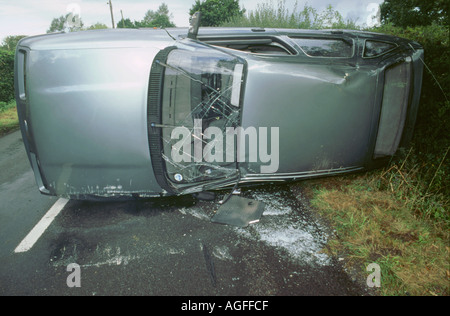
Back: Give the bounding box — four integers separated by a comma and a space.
14, 26, 424, 200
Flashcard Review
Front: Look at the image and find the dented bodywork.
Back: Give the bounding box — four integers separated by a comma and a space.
14, 27, 424, 200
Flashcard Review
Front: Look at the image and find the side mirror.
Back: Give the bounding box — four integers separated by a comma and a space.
188, 11, 201, 39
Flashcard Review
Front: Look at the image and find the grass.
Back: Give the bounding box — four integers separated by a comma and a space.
222, 0, 359, 30
0, 100, 19, 136
298, 149, 449, 296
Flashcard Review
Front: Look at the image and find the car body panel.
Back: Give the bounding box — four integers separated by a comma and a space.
14, 27, 424, 199
240, 59, 378, 176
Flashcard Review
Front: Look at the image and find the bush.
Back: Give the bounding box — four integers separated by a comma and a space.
222, 1, 359, 29
0, 50, 15, 103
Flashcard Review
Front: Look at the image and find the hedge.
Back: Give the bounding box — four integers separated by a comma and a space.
0, 50, 15, 104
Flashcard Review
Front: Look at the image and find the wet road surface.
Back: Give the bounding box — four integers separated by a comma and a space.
0, 131, 369, 296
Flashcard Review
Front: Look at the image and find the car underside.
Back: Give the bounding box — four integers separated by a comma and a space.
14, 26, 424, 200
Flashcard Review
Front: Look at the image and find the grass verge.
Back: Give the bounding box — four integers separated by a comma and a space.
298, 149, 449, 296
0, 100, 19, 136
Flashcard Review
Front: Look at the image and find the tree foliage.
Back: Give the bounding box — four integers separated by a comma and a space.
1, 35, 27, 51
189, 0, 246, 27
118, 3, 176, 29
87, 23, 108, 30
141, 3, 176, 28
47, 13, 85, 33
47, 14, 110, 32
117, 18, 137, 29
0, 50, 14, 103
380, 0, 449, 27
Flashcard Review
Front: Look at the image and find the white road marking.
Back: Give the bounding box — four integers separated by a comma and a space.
14, 198, 69, 253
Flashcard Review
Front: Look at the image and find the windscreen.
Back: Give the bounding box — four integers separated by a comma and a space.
156, 46, 246, 186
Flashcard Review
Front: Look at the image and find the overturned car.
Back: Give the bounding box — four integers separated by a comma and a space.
14, 24, 424, 200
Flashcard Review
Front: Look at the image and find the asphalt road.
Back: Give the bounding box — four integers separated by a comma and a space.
0, 130, 369, 296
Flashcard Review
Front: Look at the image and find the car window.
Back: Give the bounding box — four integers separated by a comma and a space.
202, 37, 295, 56
290, 37, 354, 58
364, 40, 397, 58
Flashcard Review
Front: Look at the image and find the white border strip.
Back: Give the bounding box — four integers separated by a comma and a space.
14, 198, 69, 253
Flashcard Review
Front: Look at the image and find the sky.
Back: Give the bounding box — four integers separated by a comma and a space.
0, 0, 384, 42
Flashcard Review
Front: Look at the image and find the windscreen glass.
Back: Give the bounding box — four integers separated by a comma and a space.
157, 46, 245, 186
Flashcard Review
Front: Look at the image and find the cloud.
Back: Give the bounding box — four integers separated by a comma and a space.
0, 0, 72, 39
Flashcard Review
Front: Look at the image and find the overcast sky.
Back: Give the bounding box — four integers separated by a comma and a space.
0, 0, 383, 42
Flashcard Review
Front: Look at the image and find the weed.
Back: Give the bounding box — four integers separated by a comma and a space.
0, 101, 19, 136
301, 148, 449, 296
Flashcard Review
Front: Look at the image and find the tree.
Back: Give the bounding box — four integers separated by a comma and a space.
47, 15, 66, 33
380, 0, 449, 27
118, 3, 176, 29
87, 23, 108, 30
1, 35, 27, 51
189, 0, 246, 27
319, 4, 346, 28
140, 3, 176, 28
117, 18, 137, 29
47, 13, 84, 33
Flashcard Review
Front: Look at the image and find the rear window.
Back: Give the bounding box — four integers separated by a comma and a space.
290, 37, 354, 58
